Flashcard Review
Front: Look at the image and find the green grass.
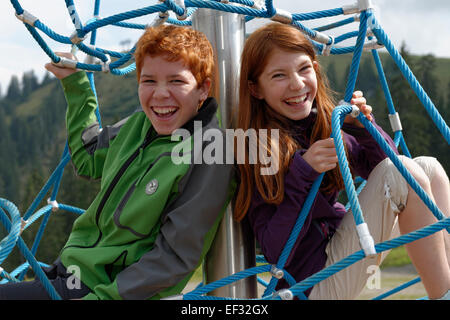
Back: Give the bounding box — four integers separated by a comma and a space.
380, 246, 412, 269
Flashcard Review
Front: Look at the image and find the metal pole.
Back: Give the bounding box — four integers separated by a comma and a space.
192, 9, 257, 298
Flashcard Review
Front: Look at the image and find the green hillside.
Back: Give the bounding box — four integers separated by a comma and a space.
319, 51, 450, 100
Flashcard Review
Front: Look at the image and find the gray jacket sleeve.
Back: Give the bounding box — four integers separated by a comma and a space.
81, 116, 130, 156
115, 158, 234, 299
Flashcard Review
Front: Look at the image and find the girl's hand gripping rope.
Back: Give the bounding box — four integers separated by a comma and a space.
344, 90, 373, 128
302, 138, 338, 173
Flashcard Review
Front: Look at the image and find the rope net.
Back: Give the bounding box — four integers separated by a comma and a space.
2, 0, 449, 300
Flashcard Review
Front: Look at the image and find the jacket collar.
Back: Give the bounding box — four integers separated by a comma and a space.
181, 97, 218, 135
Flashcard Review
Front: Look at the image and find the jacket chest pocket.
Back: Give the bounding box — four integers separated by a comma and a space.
113, 158, 188, 239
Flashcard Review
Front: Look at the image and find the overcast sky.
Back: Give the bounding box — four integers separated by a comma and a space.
1, 0, 449, 93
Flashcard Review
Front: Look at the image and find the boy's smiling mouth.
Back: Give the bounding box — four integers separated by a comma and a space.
151, 106, 179, 119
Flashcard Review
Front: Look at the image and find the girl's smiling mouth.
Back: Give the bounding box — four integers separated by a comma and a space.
284, 93, 308, 106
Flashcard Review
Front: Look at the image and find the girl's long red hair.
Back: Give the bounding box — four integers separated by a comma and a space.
234, 22, 345, 222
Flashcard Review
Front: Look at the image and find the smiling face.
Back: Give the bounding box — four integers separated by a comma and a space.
138, 54, 210, 135
251, 48, 318, 121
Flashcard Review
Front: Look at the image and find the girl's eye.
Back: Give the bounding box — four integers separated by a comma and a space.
141, 79, 155, 84
299, 65, 312, 73
272, 73, 284, 79
170, 79, 184, 83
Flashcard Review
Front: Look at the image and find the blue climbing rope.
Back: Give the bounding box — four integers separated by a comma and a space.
3, 0, 449, 301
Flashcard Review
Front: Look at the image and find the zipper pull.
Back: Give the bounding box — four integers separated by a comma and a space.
135, 170, 145, 187
137, 147, 143, 165
134, 148, 146, 187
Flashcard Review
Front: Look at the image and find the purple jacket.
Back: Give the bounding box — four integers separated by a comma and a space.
246, 111, 398, 296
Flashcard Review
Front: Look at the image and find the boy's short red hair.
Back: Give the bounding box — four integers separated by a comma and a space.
134, 25, 214, 89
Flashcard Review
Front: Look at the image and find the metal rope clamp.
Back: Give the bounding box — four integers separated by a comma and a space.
363, 39, 384, 51
52, 56, 78, 69
338, 100, 360, 118
321, 36, 335, 56
159, 0, 188, 20
251, 0, 264, 10
83, 44, 100, 65
343, 0, 374, 15
270, 265, 284, 279
161, 294, 184, 300
314, 31, 333, 45
19, 218, 28, 235
47, 198, 59, 212
350, 104, 361, 118
388, 112, 403, 132
274, 289, 294, 300
270, 8, 293, 24
357, 222, 377, 257
147, 11, 169, 28
15, 10, 38, 26
101, 55, 111, 73
174, 0, 188, 20
70, 30, 87, 45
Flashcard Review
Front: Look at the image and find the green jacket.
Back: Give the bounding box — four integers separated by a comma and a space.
59, 71, 234, 300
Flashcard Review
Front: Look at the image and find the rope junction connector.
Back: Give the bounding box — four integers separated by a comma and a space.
83, 45, 98, 65
388, 112, 403, 132
161, 294, 184, 300
337, 102, 369, 119
20, 218, 28, 235
356, 222, 377, 257
313, 31, 333, 45
147, 11, 169, 28
15, 10, 38, 26
270, 8, 293, 24
350, 104, 361, 118
321, 36, 335, 56
52, 57, 78, 69
342, 0, 374, 15
270, 265, 284, 279
159, 0, 187, 20
47, 198, 59, 212
69, 30, 87, 45
0, 267, 19, 283
251, 0, 264, 10
101, 55, 111, 73
174, 0, 188, 20
363, 39, 384, 51
274, 289, 294, 300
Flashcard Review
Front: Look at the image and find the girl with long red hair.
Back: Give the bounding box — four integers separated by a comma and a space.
235, 22, 450, 300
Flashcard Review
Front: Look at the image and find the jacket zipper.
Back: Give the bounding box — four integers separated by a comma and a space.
113, 151, 174, 238
64, 129, 157, 250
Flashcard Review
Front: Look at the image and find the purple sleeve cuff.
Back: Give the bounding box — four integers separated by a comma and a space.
290, 150, 321, 183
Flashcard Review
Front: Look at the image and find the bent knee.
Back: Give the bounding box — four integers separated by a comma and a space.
401, 157, 432, 192
413, 156, 446, 183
